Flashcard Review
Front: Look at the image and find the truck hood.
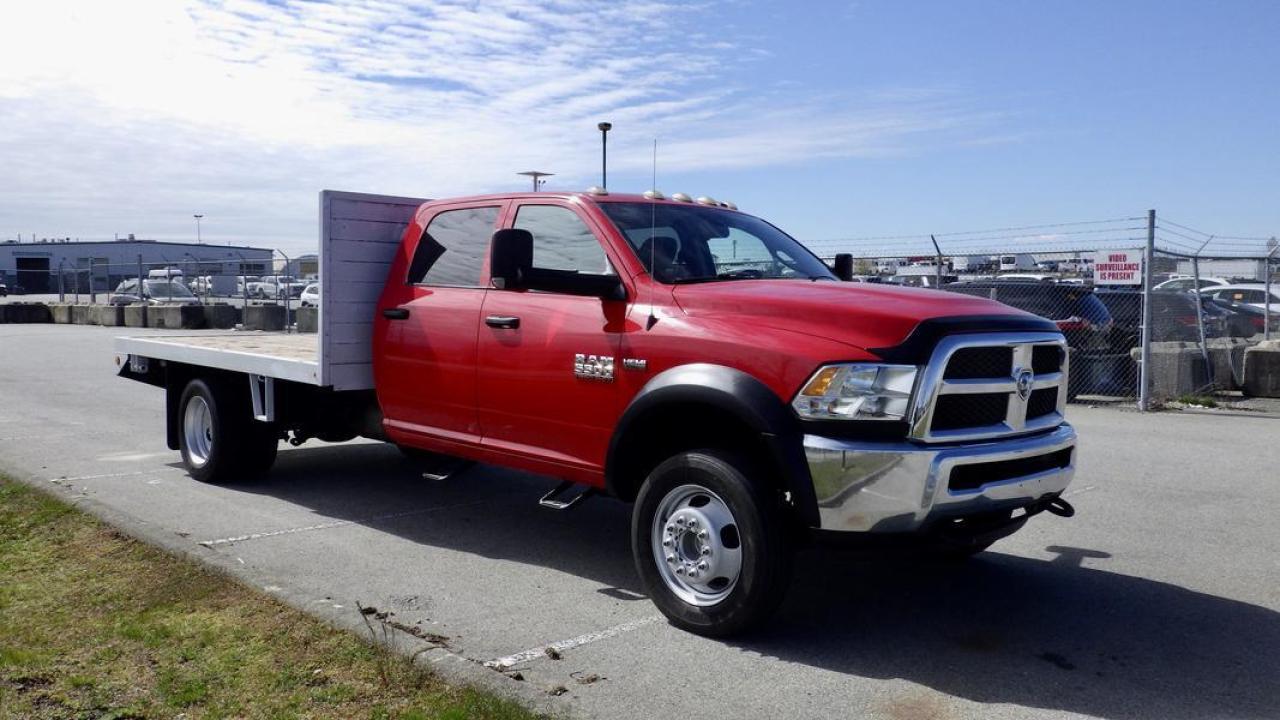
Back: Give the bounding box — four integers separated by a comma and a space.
672, 280, 1035, 353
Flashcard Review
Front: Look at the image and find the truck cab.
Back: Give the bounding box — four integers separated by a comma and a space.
117, 189, 1078, 637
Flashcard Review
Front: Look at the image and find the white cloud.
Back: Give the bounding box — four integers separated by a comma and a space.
0, 0, 1000, 252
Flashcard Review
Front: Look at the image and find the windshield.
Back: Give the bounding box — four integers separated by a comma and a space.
144, 280, 194, 297
599, 202, 835, 283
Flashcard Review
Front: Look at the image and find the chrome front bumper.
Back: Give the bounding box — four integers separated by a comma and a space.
805, 424, 1077, 532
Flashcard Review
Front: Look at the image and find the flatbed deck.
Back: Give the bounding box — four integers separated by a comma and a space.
115, 332, 320, 385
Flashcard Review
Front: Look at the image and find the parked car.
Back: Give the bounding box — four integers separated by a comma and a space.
1094, 289, 1237, 348
1154, 276, 1228, 291
998, 253, 1036, 271
995, 273, 1057, 283
189, 275, 213, 294
109, 279, 201, 305
0, 281, 6, 297
299, 283, 320, 307
237, 275, 262, 296
257, 275, 308, 300
889, 274, 958, 288
1206, 296, 1280, 336
1199, 284, 1280, 311
148, 267, 184, 281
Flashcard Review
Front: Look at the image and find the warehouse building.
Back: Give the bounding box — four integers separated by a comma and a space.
0, 239, 274, 294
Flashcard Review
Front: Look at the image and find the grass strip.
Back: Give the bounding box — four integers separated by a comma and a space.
0, 477, 543, 720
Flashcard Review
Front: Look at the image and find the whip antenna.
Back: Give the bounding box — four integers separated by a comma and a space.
647, 138, 659, 330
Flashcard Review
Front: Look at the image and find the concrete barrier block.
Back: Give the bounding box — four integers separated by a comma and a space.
1204, 338, 1249, 391
243, 304, 286, 331
1130, 341, 1206, 398
71, 304, 95, 325
95, 305, 126, 327
123, 304, 148, 328
147, 304, 207, 329
202, 304, 239, 329
296, 306, 318, 333
48, 303, 73, 324
1243, 341, 1280, 398
0, 303, 53, 323
146, 305, 176, 329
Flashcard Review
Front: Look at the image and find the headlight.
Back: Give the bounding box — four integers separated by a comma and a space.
791, 364, 917, 421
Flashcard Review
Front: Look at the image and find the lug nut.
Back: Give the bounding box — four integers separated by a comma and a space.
701, 547, 711, 556
687, 518, 698, 528
688, 569, 699, 578
665, 554, 676, 564
675, 566, 685, 575
697, 530, 708, 539
662, 538, 672, 547
697, 561, 708, 571
676, 517, 686, 527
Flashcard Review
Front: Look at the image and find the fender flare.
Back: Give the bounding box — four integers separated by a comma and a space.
605, 363, 818, 526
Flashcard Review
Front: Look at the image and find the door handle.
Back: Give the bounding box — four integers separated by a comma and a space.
485, 315, 520, 329
382, 308, 410, 320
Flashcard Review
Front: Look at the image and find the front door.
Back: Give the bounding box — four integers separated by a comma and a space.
476, 202, 630, 479
376, 203, 501, 447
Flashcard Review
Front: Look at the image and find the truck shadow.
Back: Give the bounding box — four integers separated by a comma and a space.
242, 443, 1277, 720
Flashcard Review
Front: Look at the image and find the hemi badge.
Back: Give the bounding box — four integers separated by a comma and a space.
622, 358, 647, 371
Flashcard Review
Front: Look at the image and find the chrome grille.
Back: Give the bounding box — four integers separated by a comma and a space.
910, 332, 1069, 443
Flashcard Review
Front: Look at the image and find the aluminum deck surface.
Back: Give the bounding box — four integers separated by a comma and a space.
115, 332, 321, 385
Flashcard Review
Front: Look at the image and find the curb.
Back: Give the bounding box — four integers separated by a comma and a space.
0, 459, 569, 718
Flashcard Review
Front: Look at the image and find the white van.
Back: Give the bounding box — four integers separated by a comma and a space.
147, 267, 184, 280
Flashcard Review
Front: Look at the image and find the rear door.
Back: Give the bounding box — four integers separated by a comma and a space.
376, 203, 502, 446
476, 201, 630, 478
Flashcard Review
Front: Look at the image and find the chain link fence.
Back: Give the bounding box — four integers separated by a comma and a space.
811, 212, 1279, 409
1, 252, 316, 309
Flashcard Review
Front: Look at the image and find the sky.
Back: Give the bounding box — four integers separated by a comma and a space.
1, 0, 1277, 257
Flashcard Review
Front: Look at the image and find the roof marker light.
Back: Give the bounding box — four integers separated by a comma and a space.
643, 189, 666, 200
586, 186, 609, 196
695, 196, 717, 206
671, 192, 693, 202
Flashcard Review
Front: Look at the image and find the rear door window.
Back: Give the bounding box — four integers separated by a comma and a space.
407, 206, 501, 287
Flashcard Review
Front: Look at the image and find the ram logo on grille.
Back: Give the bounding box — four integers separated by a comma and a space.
1015, 368, 1034, 400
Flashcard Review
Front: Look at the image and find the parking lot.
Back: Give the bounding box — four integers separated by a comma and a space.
2, 322, 1278, 719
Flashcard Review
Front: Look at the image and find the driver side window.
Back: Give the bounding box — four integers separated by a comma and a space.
514, 205, 612, 275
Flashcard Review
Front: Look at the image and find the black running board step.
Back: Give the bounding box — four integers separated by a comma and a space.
539, 481, 596, 511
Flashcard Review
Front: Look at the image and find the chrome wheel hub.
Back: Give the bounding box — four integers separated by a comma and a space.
183, 395, 213, 468
652, 484, 742, 606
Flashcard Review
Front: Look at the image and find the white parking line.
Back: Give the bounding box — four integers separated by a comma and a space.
197, 501, 486, 547
484, 615, 665, 670
50, 470, 158, 483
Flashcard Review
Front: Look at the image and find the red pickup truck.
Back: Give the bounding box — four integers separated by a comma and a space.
116, 189, 1078, 636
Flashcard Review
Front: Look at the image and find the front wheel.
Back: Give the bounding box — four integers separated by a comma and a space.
632, 450, 793, 637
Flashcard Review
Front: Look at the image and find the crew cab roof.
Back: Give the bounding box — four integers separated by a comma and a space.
417, 191, 744, 211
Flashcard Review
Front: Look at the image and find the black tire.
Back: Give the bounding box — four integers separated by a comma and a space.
178, 378, 277, 484
632, 450, 793, 637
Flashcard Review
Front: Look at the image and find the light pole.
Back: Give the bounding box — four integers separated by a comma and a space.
193, 214, 204, 243
597, 121, 612, 189
518, 171, 553, 192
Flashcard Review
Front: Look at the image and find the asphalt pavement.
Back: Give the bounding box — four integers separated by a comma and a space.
1, 323, 1278, 719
